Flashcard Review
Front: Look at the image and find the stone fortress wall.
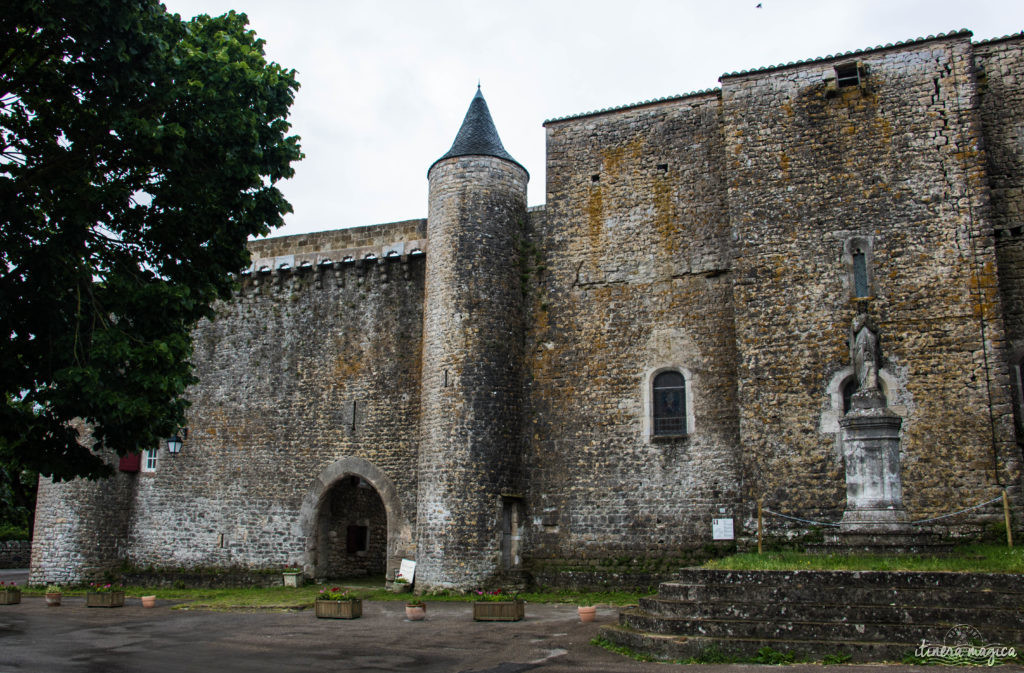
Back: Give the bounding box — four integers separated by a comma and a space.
31, 29, 1024, 587
32, 226, 428, 582
723, 32, 1017, 527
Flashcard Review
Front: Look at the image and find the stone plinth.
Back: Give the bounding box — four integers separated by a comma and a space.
837, 405, 910, 535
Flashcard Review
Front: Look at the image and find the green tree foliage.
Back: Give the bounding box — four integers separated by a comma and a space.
0, 456, 36, 538
0, 1, 302, 480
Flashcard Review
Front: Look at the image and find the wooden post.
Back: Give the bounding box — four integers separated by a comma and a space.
1002, 488, 1013, 548
753, 495, 761, 553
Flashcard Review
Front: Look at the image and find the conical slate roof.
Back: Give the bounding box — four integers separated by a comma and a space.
429, 86, 526, 175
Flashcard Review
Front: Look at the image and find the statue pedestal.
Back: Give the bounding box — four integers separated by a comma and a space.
817, 398, 951, 554
837, 406, 908, 533
827, 405, 920, 551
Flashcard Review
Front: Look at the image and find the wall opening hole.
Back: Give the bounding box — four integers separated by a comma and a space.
835, 62, 862, 88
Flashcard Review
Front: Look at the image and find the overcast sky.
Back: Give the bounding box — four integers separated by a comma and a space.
162, 0, 1024, 239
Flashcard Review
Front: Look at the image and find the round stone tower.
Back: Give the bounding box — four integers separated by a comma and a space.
416, 87, 529, 590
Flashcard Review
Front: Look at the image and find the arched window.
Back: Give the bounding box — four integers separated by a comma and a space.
653, 371, 687, 436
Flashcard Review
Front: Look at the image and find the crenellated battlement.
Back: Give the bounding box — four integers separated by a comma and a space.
247, 218, 426, 258
238, 237, 427, 294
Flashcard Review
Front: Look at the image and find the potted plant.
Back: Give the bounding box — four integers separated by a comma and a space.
0, 581, 21, 605
472, 589, 525, 622
577, 605, 597, 623
314, 586, 362, 619
86, 582, 126, 608
141, 594, 157, 608
405, 600, 426, 621
389, 576, 412, 593
44, 584, 62, 607
282, 564, 303, 588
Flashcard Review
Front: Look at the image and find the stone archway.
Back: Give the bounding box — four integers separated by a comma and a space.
299, 456, 413, 580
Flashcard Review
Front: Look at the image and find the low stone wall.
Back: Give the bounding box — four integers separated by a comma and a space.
0, 540, 30, 568
530, 568, 676, 593
527, 547, 734, 592
119, 570, 284, 589
602, 569, 1024, 662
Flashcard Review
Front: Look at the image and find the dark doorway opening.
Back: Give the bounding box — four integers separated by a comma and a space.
315, 475, 387, 579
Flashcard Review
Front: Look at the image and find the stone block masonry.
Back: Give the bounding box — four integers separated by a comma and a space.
529, 91, 743, 563
32, 250, 426, 584
417, 154, 529, 590
0, 541, 31, 569
30, 30, 1024, 588
723, 33, 1019, 526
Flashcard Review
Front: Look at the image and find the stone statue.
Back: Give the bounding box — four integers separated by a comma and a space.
851, 314, 880, 393
850, 314, 885, 409
838, 312, 910, 539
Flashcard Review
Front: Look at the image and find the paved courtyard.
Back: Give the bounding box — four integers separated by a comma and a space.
0, 570, 1013, 673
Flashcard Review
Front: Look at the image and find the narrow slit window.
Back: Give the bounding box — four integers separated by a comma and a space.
1014, 361, 1024, 427
653, 371, 686, 436
853, 248, 869, 298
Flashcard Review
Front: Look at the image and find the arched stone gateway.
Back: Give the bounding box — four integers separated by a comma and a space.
299, 457, 414, 580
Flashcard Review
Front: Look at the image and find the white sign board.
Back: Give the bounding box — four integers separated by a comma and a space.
396, 558, 416, 583
712, 517, 734, 541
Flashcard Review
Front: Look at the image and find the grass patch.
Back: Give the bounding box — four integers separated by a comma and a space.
19, 581, 647, 611
591, 637, 848, 665
702, 544, 1024, 573
591, 636, 661, 663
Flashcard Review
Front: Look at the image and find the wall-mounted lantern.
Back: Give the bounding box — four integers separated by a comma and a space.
166, 428, 188, 454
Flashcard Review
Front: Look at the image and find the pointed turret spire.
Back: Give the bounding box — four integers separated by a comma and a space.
429, 87, 526, 175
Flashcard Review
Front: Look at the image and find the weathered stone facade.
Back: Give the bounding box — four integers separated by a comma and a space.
32, 30, 1024, 589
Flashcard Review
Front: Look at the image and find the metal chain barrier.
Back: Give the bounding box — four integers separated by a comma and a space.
909, 495, 1003, 525
760, 494, 1004, 529
761, 508, 839, 528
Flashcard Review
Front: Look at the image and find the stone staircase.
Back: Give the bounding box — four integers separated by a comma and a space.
599, 569, 1024, 662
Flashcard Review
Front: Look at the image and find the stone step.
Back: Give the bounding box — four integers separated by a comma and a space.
638, 596, 1024, 627
618, 609, 1024, 645
670, 569, 1024, 594
598, 624, 914, 663
657, 582, 1024, 607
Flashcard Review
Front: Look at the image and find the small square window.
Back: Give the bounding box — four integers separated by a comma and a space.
141, 448, 158, 473
346, 525, 368, 553
835, 63, 862, 88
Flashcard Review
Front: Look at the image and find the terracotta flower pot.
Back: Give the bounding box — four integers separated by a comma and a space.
578, 606, 597, 623
141, 595, 157, 608
405, 604, 426, 621
45, 593, 61, 607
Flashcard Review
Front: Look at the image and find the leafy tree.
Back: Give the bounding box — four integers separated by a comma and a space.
0, 456, 37, 539
0, 1, 302, 481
